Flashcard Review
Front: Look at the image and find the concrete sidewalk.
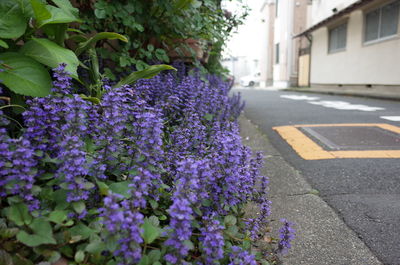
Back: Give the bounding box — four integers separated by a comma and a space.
284, 87, 400, 101
239, 116, 382, 265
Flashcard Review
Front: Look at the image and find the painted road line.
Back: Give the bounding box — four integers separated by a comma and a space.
308, 101, 385, 111
381, 116, 400, 121
280, 95, 320, 100
273, 123, 400, 160
281, 95, 385, 112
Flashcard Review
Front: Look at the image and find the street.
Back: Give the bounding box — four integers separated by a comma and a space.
234, 88, 400, 265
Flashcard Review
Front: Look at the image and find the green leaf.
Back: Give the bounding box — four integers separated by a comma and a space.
242, 238, 251, 250
115, 64, 176, 88
29, 0, 51, 25
141, 219, 160, 244
147, 44, 154, 52
96, 180, 109, 196
12, 254, 34, 265
224, 215, 237, 226
70, 222, 94, 240
105, 236, 119, 253
0, 227, 19, 239
6, 203, 32, 226
48, 210, 67, 224
0, 52, 51, 97
148, 250, 161, 263
94, 9, 106, 19
183, 240, 194, 250
72, 201, 86, 214
52, 189, 68, 210
175, 0, 193, 10
75, 32, 128, 56
192, 0, 202, 8
148, 215, 159, 227
109, 181, 131, 199
74, 250, 85, 263
59, 245, 73, 258
85, 241, 106, 254
135, 60, 148, 71
51, 0, 79, 18
80, 95, 101, 104
0, 0, 27, 39
226, 225, 238, 237
20, 38, 79, 79
16, 218, 56, 247
48, 251, 61, 263
138, 255, 149, 265
37, 5, 80, 28
149, 200, 158, 209
15, 0, 35, 18
0, 40, 8, 49
204, 113, 214, 121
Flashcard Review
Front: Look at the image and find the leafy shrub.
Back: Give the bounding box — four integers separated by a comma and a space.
78, 0, 248, 75
0, 0, 82, 97
0, 63, 294, 264
0, 0, 172, 101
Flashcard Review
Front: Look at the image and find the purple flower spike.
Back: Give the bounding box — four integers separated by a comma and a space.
277, 218, 296, 254
52, 63, 72, 94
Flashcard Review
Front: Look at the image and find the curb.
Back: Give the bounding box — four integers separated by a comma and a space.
238, 115, 383, 265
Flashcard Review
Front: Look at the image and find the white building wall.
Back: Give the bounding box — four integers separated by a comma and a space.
310, 10, 400, 85
311, 0, 358, 25
259, 2, 272, 87
273, 0, 292, 88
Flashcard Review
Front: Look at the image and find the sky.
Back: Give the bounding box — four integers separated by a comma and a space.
222, 0, 266, 59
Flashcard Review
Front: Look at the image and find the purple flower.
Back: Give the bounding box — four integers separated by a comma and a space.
99, 193, 144, 263
229, 246, 257, 265
165, 197, 193, 259
199, 216, 224, 263
277, 218, 295, 254
0, 133, 39, 210
52, 63, 72, 94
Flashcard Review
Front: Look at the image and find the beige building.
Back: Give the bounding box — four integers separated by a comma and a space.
260, 0, 310, 88
299, 0, 400, 91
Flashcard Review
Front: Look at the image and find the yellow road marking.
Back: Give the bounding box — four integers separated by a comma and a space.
273, 124, 400, 160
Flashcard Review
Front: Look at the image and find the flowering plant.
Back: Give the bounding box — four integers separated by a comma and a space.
0, 63, 294, 264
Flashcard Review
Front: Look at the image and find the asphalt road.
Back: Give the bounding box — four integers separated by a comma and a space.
234, 88, 400, 265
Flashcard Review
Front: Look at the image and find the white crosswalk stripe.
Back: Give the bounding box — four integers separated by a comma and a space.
380, 116, 400, 121
280, 95, 385, 112
308, 100, 385, 111
280, 95, 319, 100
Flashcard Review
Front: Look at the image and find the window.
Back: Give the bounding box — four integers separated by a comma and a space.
275, 43, 280, 64
329, 23, 347, 53
365, 0, 400, 43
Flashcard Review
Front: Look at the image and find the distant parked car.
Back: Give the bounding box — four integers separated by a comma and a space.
239, 72, 261, 87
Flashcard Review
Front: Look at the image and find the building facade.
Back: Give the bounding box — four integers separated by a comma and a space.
302, 0, 400, 91
260, 0, 310, 88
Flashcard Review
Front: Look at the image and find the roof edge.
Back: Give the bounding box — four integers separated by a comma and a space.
294, 0, 376, 38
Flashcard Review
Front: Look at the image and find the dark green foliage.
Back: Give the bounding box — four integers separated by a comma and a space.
78, 0, 248, 75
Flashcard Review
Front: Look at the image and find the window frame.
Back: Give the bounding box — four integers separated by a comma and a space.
328, 22, 348, 54
363, 0, 400, 45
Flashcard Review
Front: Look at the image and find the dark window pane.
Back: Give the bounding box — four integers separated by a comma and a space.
365, 9, 380, 41
329, 27, 337, 51
380, 1, 399, 38
275, 43, 280, 63
337, 24, 347, 49
329, 23, 346, 52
